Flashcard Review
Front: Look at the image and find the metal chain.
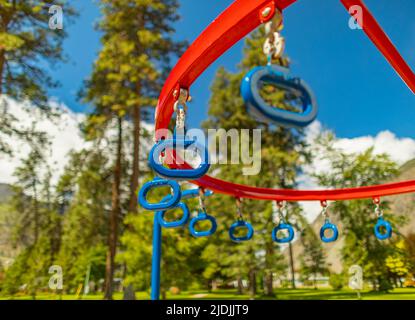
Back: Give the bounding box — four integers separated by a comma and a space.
373, 197, 383, 218
263, 9, 285, 64
198, 187, 207, 213
321, 200, 329, 219
236, 197, 243, 220
276, 200, 286, 223
173, 88, 189, 132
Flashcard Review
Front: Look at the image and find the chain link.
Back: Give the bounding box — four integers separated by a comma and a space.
373, 198, 383, 218
198, 187, 207, 213
263, 10, 285, 63
375, 203, 383, 218
276, 200, 286, 223
236, 197, 243, 220
320, 200, 329, 219
173, 88, 188, 131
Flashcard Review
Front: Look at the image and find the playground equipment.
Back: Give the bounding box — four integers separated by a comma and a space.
139, 0, 415, 300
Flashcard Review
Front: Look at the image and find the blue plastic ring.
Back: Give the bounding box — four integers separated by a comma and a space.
138, 178, 181, 211
156, 202, 190, 228
240, 65, 318, 128
272, 223, 295, 243
374, 217, 392, 240
229, 220, 254, 242
320, 220, 339, 243
189, 211, 217, 237
148, 139, 210, 180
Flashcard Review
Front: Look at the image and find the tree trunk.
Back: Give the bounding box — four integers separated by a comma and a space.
264, 242, 274, 296
32, 181, 39, 244
264, 272, 273, 296
237, 275, 243, 295
123, 103, 141, 300
248, 269, 256, 299
104, 117, 123, 300
288, 242, 296, 289
122, 262, 136, 300
128, 104, 141, 214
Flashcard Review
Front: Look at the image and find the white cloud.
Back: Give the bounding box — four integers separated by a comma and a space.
298, 121, 415, 222
0, 97, 88, 185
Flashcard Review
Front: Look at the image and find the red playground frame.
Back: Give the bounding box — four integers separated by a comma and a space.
154, 0, 415, 202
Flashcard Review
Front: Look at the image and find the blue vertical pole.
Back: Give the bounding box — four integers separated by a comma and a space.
151, 214, 162, 300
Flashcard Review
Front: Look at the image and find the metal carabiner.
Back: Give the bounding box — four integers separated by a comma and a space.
272, 222, 295, 243
148, 139, 210, 180
374, 217, 392, 240
229, 220, 254, 242
189, 211, 217, 237
138, 178, 181, 211
320, 219, 339, 243
240, 65, 318, 128
156, 201, 190, 228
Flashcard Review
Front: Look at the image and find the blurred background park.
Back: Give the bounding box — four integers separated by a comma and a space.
0, 0, 415, 300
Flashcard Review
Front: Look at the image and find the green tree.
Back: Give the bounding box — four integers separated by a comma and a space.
83, 0, 185, 300
299, 226, 327, 289
313, 131, 406, 291
0, 1, 76, 153
2, 135, 61, 298
56, 148, 111, 293
385, 240, 411, 287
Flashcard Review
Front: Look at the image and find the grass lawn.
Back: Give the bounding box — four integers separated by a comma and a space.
1, 288, 415, 300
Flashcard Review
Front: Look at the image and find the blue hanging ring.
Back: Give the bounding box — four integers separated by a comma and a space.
148, 138, 210, 180
138, 178, 181, 211
157, 202, 190, 228
320, 219, 339, 243
240, 65, 318, 128
374, 217, 392, 240
272, 223, 295, 243
189, 211, 217, 237
229, 220, 254, 242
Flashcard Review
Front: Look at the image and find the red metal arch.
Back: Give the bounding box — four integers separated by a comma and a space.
155, 0, 415, 201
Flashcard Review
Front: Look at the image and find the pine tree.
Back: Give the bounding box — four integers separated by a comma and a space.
56, 148, 111, 293
83, 0, 185, 299
2, 134, 61, 298
0, 1, 76, 153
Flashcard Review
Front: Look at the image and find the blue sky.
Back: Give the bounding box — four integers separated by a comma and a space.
49, 0, 415, 138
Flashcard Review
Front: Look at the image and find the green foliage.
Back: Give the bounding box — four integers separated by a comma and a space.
0, 1, 76, 156
299, 226, 327, 287
329, 273, 345, 291
0, 0, 76, 104
55, 149, 111, 292
82, 0, 187, 299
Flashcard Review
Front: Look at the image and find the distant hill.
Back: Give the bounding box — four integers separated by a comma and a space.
285, 159, 415, 274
